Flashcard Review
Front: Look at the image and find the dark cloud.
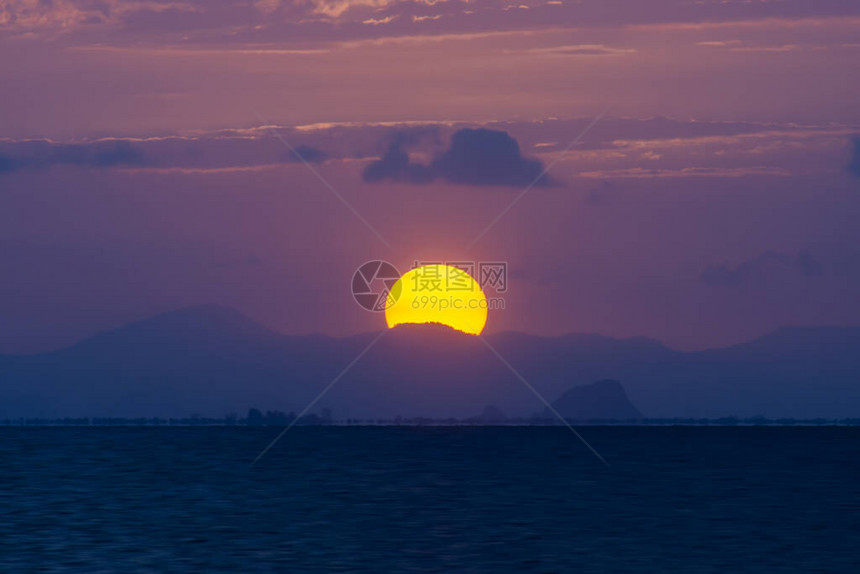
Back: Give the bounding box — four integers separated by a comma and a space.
849, 137, 860, 178
54, 140, 146, 168
360, 127, 441, 184
288, 145, 328, 164
0, 140, 146, 174
0, 138, 328, 175
0, 154, 22, 173
702, 250, 824, 286
362, 128, 549, 188
432, 129, 548, 187
362, 139, 434, 184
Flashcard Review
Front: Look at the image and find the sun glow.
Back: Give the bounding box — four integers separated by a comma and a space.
385, 264, 488, 335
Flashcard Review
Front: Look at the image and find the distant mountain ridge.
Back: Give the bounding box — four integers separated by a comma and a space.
1, 305, 860, 419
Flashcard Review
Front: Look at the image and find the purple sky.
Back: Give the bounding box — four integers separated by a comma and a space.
0, 0, 858, 353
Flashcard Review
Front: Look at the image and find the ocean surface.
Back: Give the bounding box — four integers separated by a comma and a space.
1, 426, 858, 573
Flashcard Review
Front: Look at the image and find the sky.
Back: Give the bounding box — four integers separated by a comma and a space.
0, 0, 858, 353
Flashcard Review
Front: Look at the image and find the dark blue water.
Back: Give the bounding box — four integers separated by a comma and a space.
1, 427, 858, 572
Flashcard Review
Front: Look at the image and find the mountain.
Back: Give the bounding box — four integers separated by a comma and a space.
2, 305, 860, 419
549, 380, 642, 421
470, 405, 509, 423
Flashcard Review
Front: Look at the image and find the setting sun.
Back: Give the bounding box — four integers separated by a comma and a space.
385, 264, 488, 335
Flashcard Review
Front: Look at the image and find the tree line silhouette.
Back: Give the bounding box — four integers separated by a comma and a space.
2, 409, 860, 426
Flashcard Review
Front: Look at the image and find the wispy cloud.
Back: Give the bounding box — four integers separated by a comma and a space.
578, 167, 793, 179
702, 251, 825, 286
518, 44, 636, 56
362, 15, 397, 25
729, 44, 799, 53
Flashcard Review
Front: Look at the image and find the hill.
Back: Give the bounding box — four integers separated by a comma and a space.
549, 380, 642, 421
2, 305, 860, 419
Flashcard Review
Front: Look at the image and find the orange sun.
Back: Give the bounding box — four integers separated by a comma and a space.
384, 264, 488, 335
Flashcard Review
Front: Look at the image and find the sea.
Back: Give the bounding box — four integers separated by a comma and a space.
1, 426, 858, 573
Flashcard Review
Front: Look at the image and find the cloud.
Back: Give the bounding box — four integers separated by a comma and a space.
0, 154, 22, 173
432, 128, 549, 187
362, 138, 433, 184
362, 15, 396, 25
702, 250, 824, 286
578, 167, 793, 179
310, 0, 396, 18
290, 145, 329, 163
0, 118, 845, 182
0, 137, 327, 175
850, 137, 860, 178
521, 44, 636, 56
0, 140, 147, 173
54, 140, 146, 168
362, 128, 549, 187
4, 0, 860, 52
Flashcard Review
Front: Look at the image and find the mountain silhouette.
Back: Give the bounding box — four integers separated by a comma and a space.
2, 305, 860, 419
548, 379, 642, 421
470, 405, 509, 423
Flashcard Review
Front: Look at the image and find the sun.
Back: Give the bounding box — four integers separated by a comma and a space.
385, 264, 488, 335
